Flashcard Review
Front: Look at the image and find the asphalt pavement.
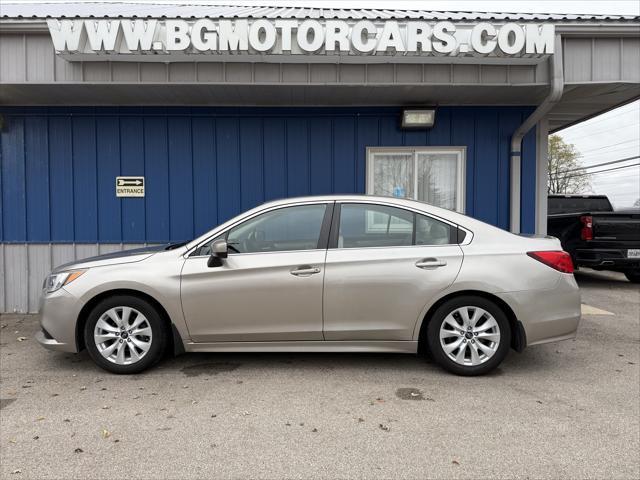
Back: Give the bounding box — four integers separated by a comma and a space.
1, 269, 639, 479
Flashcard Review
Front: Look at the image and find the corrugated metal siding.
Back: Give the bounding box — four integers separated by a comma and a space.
0, 33, 547, 86
2, 3, 637, 21
0, 243, 151, 313
564, 37, 640, 83
0, 106, 536, 246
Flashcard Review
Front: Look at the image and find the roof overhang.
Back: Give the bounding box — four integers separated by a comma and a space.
1, 5, 638, 131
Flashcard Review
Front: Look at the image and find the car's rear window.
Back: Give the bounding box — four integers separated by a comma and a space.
548, 196, 613, 215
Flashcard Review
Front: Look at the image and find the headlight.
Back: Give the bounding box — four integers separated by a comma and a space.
43, 270, 86, 293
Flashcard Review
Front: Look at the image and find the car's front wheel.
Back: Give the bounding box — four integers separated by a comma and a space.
426, 296, 511, 376
84, 295, 167, 374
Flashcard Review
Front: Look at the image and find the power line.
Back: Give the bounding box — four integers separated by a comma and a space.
578, 139, 640, 154
580, 146, 640, 160
558, 106, 640, 133
559, 163, 640, 179
555, 156, 640, 174
558, 122, 640, 142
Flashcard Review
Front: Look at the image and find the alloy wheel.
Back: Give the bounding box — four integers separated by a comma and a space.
93, 307, 153, 365
439, 306, 501, 366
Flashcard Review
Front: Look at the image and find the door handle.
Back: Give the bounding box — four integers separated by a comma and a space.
415, 258, 447, 269
290, 266, 321, 276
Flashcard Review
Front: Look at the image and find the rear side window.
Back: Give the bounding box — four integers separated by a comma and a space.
338, 204, 413, 248
416, 214, 455, 245
337, 204, 456, 248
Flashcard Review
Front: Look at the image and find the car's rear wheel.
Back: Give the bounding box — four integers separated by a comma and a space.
426, 296, 511, 376
84, 295, 167, 374
624, 271, 640, 283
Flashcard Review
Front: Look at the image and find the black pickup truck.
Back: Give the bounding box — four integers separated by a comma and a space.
547, 195, 640, 283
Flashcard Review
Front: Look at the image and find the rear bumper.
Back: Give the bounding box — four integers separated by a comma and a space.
497, 274, 581, 347
575, 248, 640, 270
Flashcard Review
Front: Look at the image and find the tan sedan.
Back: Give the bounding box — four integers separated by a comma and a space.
37, 195, 581, 376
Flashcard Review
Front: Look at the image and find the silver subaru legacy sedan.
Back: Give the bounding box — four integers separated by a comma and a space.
36, 195, 581, 376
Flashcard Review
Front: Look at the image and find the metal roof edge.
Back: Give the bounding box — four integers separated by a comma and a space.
0, 3, 638, 22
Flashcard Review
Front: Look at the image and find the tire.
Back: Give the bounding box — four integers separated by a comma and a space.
84, 295, 167, 374
426, 296, 511, 376
624, 271, 640, 283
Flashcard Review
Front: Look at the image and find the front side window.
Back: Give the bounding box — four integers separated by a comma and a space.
225, 204, 327, 254
367, 147, 465, 213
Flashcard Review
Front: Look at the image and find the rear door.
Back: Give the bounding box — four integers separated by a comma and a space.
323, 202, 464, 341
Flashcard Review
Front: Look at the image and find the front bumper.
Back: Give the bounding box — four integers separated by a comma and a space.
497, 273, 581, 347
35, 329, 73, 352
36, 287, 80, 353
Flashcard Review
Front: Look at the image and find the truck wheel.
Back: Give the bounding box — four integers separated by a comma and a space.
624, 271, 640, 283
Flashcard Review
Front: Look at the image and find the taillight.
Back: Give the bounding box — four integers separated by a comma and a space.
580, 215, 593, 241
527, 251, 574, 274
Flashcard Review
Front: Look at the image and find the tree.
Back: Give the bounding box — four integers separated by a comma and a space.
547, 135, 592, 194
634, 198, 640, 208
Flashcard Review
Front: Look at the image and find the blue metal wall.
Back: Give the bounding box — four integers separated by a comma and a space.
0, 106, 537, 243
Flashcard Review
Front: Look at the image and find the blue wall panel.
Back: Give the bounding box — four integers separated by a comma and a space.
521, 127, 538, 234
24, 117, 50, 241
474, 109, 500, 226
240, 118, 264, 211
48, 117, 74, 241
333, 117, 356, 194
72, 117, 98, 242
0, 106, 537, 243
216, 119, 241, 224
263, 118, 287, 202
120, 117, 146, 242
191, 117, 216, 238
1, 117, 26, 240
167, 117, 193, 242
144, 117, 171, 242
309, 118, 333, 195
286, 118, 309, 198
450, 109, 476, 217
96, 117, 122, 242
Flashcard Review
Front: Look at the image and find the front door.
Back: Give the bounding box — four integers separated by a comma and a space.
323, 202, 463, 341
181, 203, 332, 342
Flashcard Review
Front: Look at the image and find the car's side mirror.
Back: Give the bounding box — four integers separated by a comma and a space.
212, 240, 228, 258
207, 240, 228, 268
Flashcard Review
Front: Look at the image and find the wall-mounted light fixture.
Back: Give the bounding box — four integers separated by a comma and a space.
401, 108, 436, 129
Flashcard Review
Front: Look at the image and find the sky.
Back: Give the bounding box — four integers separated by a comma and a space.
555, 102, 640, 209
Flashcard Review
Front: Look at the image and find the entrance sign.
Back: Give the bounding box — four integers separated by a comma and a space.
48, 18, 554, 59
116, 177, 145, 197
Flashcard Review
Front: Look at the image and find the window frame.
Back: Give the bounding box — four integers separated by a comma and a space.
329, 201, 465, 250
366, 146, 466, 213
188, 201, 335, 257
